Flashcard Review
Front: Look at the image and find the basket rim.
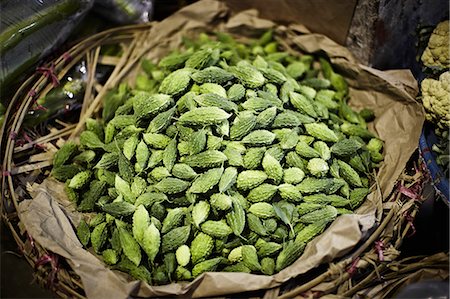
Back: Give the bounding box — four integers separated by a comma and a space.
1, 23, 152, 299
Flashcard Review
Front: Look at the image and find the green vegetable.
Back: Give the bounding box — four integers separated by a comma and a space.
51, 31, 383, 282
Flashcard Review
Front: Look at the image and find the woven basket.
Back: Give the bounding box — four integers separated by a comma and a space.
0, 21, 438, 298
1, 24, 151, 298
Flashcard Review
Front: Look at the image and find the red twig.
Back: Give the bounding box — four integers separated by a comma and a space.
398, 185, 419, 200
35, 253, 60, 289
9, 131, 18, 140
33, 104, 48, 111
36, 63, 59, 87
15, 138, 25, 147
403, 212, 417, 237
28, 89, 37, 99
22, 131, 33, 143
62, 52, 73, 63
35, 254, 52, 269
28, 88, 48, 111
22, 131, 45, 149
374, 240, 385, 261
346, 257, 360, 277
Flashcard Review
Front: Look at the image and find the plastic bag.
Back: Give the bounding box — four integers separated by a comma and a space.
0, 0, 94, 98
93, 0, 154, 24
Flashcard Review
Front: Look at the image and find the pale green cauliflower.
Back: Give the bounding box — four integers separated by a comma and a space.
421, 20, 449, 68
421, 71, 450, 129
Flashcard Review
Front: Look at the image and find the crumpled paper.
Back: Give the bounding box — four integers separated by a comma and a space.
18, 1, 424, 298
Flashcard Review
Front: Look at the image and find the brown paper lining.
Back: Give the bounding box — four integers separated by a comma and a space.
18, 1, 424, 298
224, 0, 357, 45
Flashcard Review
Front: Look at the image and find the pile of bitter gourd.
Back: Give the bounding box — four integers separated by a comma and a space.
51, 31, 384, 284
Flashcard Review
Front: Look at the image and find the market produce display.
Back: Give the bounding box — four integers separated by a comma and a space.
51, 31, 384, 283
421, 71, 450, 178
421, 20, 449, 69
422, 71, 450, 130
419, 20, 449, 181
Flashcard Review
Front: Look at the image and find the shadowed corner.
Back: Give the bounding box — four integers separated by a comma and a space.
1, 221, 56, 298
